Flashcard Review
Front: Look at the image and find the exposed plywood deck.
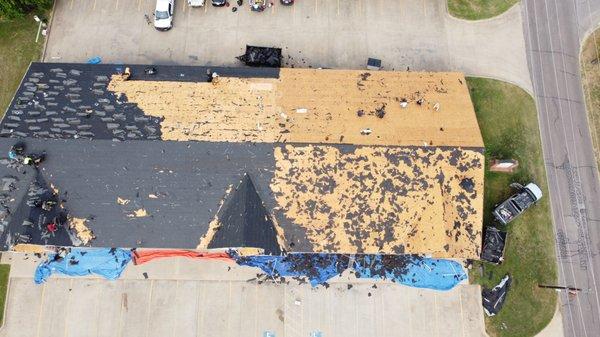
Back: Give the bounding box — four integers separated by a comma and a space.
271, 145, 484, 258
108, 69, 483, 147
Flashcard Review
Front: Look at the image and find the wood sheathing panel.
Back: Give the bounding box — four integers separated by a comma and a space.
107, 69, 483, 147
271, 145, 484, 259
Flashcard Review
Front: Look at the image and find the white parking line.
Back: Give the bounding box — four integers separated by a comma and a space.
116, 0, 120, 10
35, 283, 46, 337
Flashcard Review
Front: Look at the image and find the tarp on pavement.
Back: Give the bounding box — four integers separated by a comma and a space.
236, 45, 282, 67
132, 249, 233, 265
353, 255, 467, 291
235, 253, 350, 287
34, 248, 132, 284
235, 253, 467, 290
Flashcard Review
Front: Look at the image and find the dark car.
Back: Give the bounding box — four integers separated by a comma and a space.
212, 0, 226, 6
280, 0, 293, 4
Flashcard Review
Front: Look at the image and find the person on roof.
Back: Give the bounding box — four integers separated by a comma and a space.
8, 142, 25, 160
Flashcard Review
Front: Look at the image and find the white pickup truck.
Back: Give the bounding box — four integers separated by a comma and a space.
493, 183, 543, 225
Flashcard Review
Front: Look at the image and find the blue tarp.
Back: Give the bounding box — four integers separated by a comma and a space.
87, 56, 102, 64
235, 253, 349, 287
352, 255, 467, 291
235, 254, 466, 291
34, 248, 132, 284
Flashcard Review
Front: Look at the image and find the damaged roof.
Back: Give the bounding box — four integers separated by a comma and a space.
0, 63, 485, 259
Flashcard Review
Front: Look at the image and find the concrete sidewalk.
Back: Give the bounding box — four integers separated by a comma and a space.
0, 252, 487, 337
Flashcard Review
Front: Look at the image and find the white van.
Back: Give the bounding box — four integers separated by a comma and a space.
154, 0, 174, 31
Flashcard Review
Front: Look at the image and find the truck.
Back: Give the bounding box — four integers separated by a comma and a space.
493, 183, 542, 225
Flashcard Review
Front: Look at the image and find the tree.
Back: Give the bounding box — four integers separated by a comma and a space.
0, 0, 53, 19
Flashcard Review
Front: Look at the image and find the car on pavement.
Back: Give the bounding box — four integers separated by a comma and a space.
188, 0, 205, 6
154, 0, 174, 31
212, 0, 226, 6
280, 0, 293, 5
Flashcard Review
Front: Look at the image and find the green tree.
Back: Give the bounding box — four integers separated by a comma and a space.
0, 0, 53, 19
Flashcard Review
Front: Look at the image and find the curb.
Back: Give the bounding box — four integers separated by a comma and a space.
445, 0, 522, 23
41, 0, 58, 63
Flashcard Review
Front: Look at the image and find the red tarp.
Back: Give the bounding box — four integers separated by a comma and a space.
132, 249, 233, 265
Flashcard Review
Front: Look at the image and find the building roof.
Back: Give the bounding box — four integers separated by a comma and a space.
0, 63, 485, 259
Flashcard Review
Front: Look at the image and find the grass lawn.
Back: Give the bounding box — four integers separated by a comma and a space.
0, 13, 47, 117
0, 264, 10, 325
580, 30, 600, 172
447, 0, 519, 20
467, 78, 557, 337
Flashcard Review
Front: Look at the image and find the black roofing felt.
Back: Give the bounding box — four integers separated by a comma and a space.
0, 138, 305, 251
1, 62, 279, 141
208, 174, 282, 255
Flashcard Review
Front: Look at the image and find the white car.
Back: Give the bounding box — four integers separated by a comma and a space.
188, 0, 205, 6
154, 0, 174, 31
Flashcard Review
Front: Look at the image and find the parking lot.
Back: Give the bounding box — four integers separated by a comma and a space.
43, 0, 532, 91
0, 253, 487, 337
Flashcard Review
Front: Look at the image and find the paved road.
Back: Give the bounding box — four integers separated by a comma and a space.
522, 0, 600, 336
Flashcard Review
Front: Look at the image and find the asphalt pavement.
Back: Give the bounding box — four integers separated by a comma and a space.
522, 0, 600, 336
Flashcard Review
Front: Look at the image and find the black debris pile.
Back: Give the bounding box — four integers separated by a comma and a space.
235, 253, 350, 287
237, 45, 282, 68
353, 254, 417, 279
482, 274, 512, 316
480, 226, 506, 264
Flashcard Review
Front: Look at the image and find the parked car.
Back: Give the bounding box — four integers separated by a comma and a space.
188, 0, 205, 6
249, 0, 266, 11
212, 0, 226, 6
154, 0, 174, 31
280, 0, 294, 5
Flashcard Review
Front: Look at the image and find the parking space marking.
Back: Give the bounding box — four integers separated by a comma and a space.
69, 0, 74, 10
35, 283, 46, 337
337, 0, 340, 16
423, 0, 426, 16
205, 3, 208, 12
315, 0, 318, 13
144, 280, 155, 337
63, 279, 73, 337
138, 0, 142, 11
93, 0, 97, 10
458, 289, 466, 337
115, 0, 120, 10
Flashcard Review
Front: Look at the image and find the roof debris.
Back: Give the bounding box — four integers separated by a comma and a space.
67, 216, 95, 245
